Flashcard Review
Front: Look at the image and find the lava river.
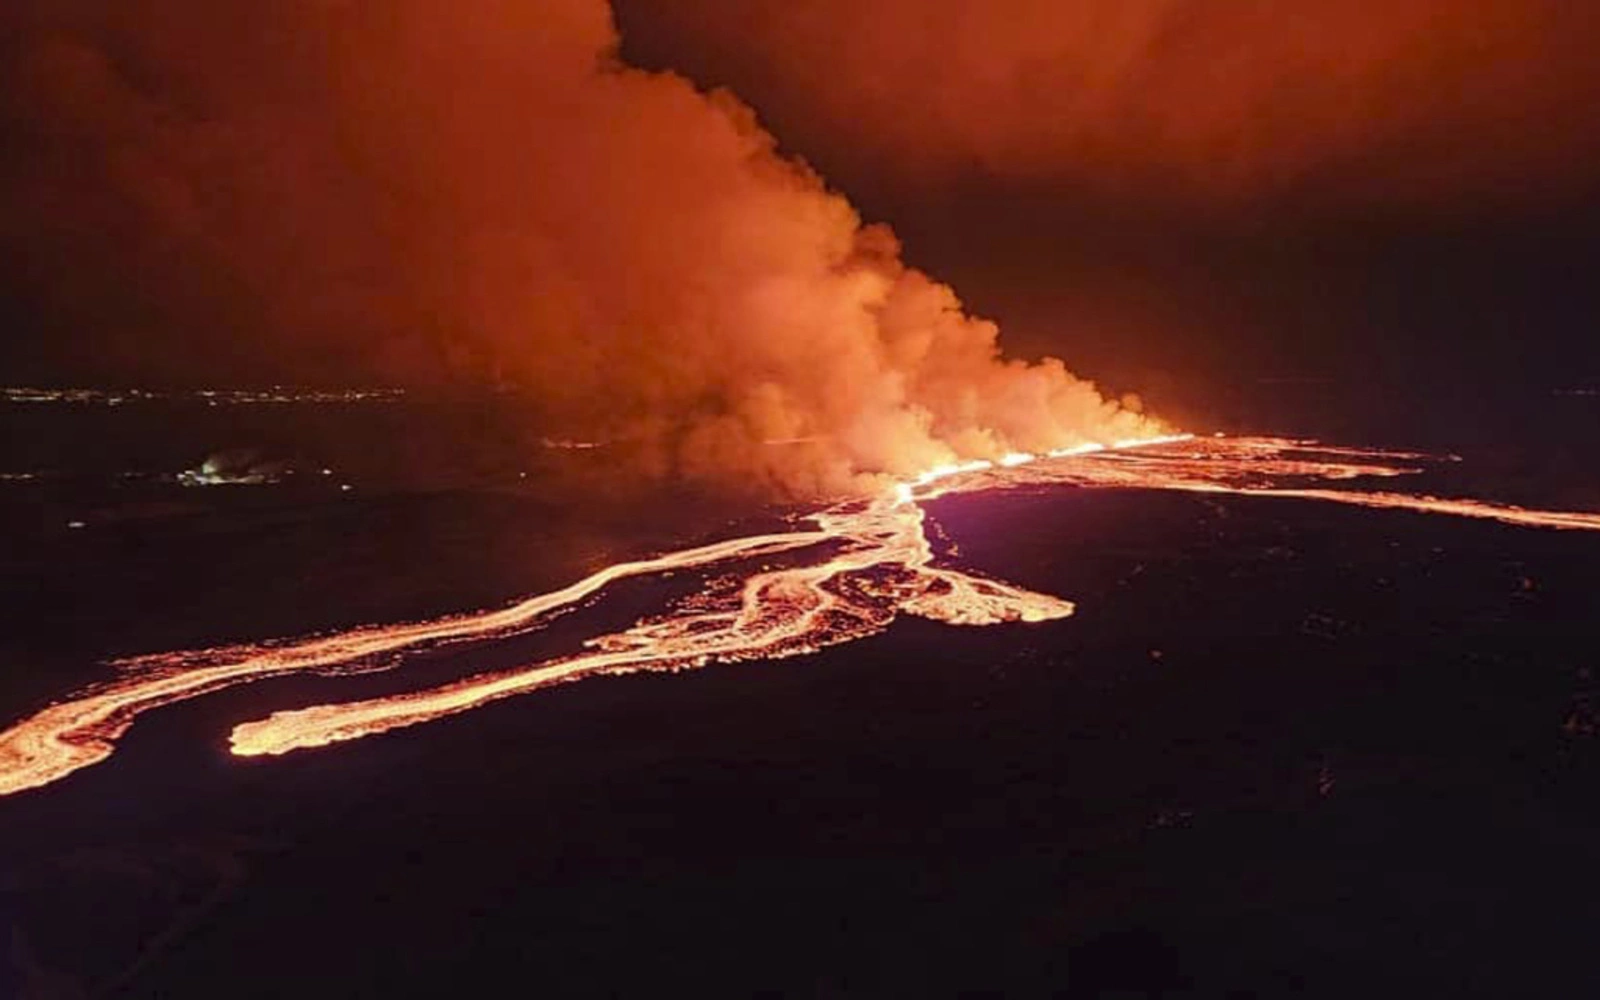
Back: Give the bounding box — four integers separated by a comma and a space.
3, 435, 1599, 797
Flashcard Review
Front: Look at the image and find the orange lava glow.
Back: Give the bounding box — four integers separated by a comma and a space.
1001, 437, 1600, 532
2, 434, 1598, 796
0, 530, 833, 796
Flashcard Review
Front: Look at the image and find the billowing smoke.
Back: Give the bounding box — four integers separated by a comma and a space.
0, 0, 1161, 496
621, 0, 1600, 209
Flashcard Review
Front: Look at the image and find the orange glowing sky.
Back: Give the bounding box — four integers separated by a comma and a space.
618, 0, 1600, 209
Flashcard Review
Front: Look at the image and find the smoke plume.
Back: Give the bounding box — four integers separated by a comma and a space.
0, 0, 1161, 496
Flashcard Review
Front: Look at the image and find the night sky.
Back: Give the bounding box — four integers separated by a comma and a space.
4, 1, 1599, 430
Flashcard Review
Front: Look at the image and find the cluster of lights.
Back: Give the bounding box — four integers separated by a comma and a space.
538, 437, 605, 450
1, 387, 405, 406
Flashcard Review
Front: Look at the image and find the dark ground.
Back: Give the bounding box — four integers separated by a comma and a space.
2, 389, 1599, 997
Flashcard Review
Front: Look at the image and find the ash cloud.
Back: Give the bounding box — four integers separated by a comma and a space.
0, 0, 1160, 496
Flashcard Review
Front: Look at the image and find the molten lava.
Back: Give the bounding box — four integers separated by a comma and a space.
3, 435, 1599, 797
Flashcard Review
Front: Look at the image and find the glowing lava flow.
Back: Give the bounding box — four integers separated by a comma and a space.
228, 486, 1073, 757
1000, 437, 1600, 532
3, 434, 1600, 796
0, 530, 832, 796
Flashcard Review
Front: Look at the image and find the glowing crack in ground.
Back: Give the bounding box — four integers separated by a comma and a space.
3, 435, 1599, 796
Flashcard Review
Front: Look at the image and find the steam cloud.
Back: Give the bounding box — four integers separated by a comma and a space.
627, 0, 1600, 208
0, 0, 1160, 495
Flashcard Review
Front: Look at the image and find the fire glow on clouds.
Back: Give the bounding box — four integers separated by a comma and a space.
5, 0, 1160, 495
628, 0, 1600, 206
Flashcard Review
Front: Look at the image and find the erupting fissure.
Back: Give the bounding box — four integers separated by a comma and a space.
3, 435, 1599, 797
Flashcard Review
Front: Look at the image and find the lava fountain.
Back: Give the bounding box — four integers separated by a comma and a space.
2, 435, 1599, 797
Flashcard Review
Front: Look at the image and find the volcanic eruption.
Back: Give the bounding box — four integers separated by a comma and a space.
6, 431, 1600, 797
2, 0, 1165, 496
3, 0, 1600, 800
